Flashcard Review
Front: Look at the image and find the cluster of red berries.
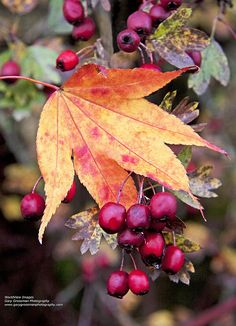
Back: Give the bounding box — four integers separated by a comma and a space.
0, 60, 21, 84
98, 192, 185, 299
20, 180, 76, 221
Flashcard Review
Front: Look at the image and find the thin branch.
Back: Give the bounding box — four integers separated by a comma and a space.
0, 76, 59, 90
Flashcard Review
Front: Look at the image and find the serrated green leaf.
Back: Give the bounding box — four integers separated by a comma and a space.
48, 0, 72, 34
160, 90, 177, 112
163, 232, 201, 253
188, 39, 230, 95
177, 146, 192, 168
65, 207, 118, 255
173, 189, 203, 209
150, 8, 209, 68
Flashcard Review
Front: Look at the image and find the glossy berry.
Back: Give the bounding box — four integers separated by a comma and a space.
0, 60, 21, 84
160, 0, 182, 10
149, 219, 166, 232
127, 204, 151, 231
127, 11, 152, 38
20, 193, 45, 221
62, 180, 76, 203
150, 192, 177, 221
98, 202, 126, 234
149, 5, 170, 26
56, 50, 79, 71
63, 0, 84, 25
72, 17, 96, 41
186, 51, 202, 67
139, 63, 162, 71
117, 228, 144, 252
139, 232, 165, 266
128, 270, 150, 295
107, 271, 129, 299
162, 245, 185, 274
117, 29, 140, 53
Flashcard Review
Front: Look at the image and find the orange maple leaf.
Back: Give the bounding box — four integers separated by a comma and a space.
36, 64, 225, 243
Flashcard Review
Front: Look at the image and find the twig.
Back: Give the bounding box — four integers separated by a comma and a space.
0, 76, 59, 90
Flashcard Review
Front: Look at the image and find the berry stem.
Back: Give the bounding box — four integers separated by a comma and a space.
139, 42, 153, 64
138, 46, 146, 64
137, 176, 144, 204
0, 76, 59, 90
32, 176, 43, 193
172, 231, 176, 246
85, 0, 89, 17
162, 186, 165, 192
218, 17, 236, 40
147, 180, 156, 195
129, 253, 137, 270
116, 171, 133, 203
120, 249, 125, 271
76, 45, 94, 59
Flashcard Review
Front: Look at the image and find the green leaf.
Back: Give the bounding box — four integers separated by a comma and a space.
65, 207, 117, 255
21, 45, 61, 84
160, 90, 177, 112
0, 50, 11, 67
150, 8, 209, 68
188, 39, 230, 95
48, 0, 72, 34
189, 165, 222, 198
163, 232, 201, 253
172, 190, 203, 209
177, 146, 192, 168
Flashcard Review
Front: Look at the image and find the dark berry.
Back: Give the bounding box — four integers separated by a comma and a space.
162, 245, 185, 274
149, 5, 170, 26
117, 228, 144, 252
150, 192, 177, 221
127, 204, 151, 231
139, 232, 165, 267
98, 202, 126, 234
72, 17, 96, 41
139, 63, 162, 71
128, 270, 150, 295
62, 180, 76, 203
107, 271, 129, 298
56, 50, 79, 71
149, 219, 166, 232
186, 51, 202, 67
0, 60, 21, 84
63, 0, 84, 25
160, 0, 182, 10
117, 29, 140, 53
127, 11, 152, 38
20, 193, 45, 221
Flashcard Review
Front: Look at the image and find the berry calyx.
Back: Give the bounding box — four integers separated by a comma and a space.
63, 0, 85, 25
139, 63, 162, 71
62, 180, 76, 203
150, 192, 177, 221
149, 219, 166, 232
139, 232, 165, 266
186, 51, 202, 67
0, 60, 21, 84
56, 50, 79, 71
160, 0, 182, 10
127, 11, 152, 38
20, 193, 45, 221
128, 270, 150, 295
149, 5, 170, 26
127, 204, 151, 231
117, 29, 140, 53
162, 245, 185, 274
98, 202, 126, 234
72, 17, 96, 41
107, 271, 129, 299
117, 228, 144, 252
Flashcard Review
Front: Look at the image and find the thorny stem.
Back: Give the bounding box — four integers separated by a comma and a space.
0, 76, 59, 90
120, 249, 125, 271
116, 171, 133, 203
32, 176, 43, 193
129, 253, 137, 270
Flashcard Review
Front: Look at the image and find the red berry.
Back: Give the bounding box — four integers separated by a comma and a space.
160, 0, 182, 10
0, 60, 21, 84
150, 192, 177, 221
127, 11, 152, 38
117, 228, 144, 252
56, 50, 79, 71
139, 63, 162, 71
81, 257, 96, 282
63, 0, 84, 25
20, 193, 45, 221
107, 271, 129, 298
139, 232, 165, 267
62, 180, 76, 203
149, 5, 170, 26
162, 245, 185, 274
117, 29, 140, 53
127, 204, 151, 231
128, 270, 150, 295
149, 219, 166, 232
98, 202, 126, 234
72, 17, 96, 41
186, 51, 202, 67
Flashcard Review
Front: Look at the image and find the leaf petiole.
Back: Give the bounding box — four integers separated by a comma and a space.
0, 76, 59, 91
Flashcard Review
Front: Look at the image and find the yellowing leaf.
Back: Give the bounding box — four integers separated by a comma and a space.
37, 64, 225, 242
163, 232, 201, 253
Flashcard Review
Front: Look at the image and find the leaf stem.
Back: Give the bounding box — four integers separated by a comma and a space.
0, 76, 59, 90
